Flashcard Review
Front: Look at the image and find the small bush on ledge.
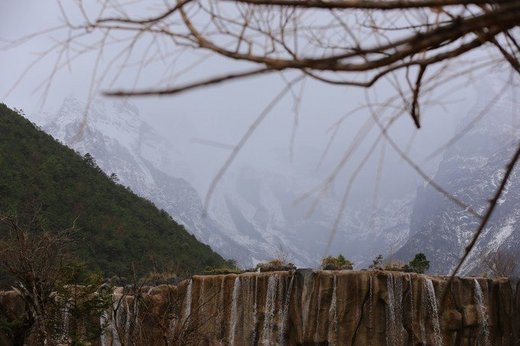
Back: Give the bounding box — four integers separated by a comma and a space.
202, 267, 243, 275
321, 255, 353, 270
255, 259, 296, 272
377, 253, 430, 274
384, 260, 408, 272
203, 259, 242, 275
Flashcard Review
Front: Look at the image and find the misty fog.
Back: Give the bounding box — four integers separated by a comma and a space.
1, 1, 517, 268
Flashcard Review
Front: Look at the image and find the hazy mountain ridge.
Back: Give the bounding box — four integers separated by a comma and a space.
43, 97, 253, 266
394, 82, 520, 274
40, 97, 413, 268
0, 103, 225, 277
210, 167, 414, 267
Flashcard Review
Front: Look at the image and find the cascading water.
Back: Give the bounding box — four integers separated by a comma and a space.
60, 302, 70, 344
229, 276, 241, 345
314, 277, 323, 342
473, 279, 490, 346
123, 301, 132, 344
251, 275, 259, 344
386, 274, 397, 346
199, 277, 206, 316
219, 277, 226, 309
425, 279, 443, 346
408, 274, 414, 337
420, 282, 426, 344
5, 271, 518, 345
279, 275, 294, 346
394, 275, 404, 343
99, 298, 123, 346
368, 275, 374, 342
183, 280, 193, 322
327, 274, 338, 344
385, 274, 405, 344
218, 276, 226, 337
99, 311, 110, 346
301, 270, 314, 335
260, 275, 278, 345
114, 298, 127, 346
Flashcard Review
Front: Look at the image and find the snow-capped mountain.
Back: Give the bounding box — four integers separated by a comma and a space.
42, 97, 253, 266
36, 76, 520, 274
394, 80, 520, 274
205, 164, 413, 267
38, 97, 412, 268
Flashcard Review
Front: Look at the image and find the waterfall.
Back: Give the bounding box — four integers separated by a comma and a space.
301, 270, 314, 334
260, 275, 278, 345
2, 272, 518, 345
183, 280, 193, 321
407, 274, 415, 328
218, 276, 226, 316
386, 274, 405, 345
99, 310, 110, 346
368, 275, 374, 341
314, 276, 322, 342
218, 276, 226, 335
420, 281, 426, 344
251, 275, 259, 344
99, 298, 122, 346
425, 279, 443, 346
473, 279, 490, 346
199, 277, 206, 316
408, 274, 414, 336
60, 302, 70, 344
279, 274, 294, 346
219, 276, 226, 310
123, 301, 132, 344
327, 274, 338, 344
386, 275, 397, 346
114, 298, 126, 346
63, 306, 69, 336
229, 276, 241, 345
394, 275, 404, 344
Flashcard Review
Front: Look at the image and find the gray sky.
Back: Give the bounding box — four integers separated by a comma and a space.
0, 0, 491, 203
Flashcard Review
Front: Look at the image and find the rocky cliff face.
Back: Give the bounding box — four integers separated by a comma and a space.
1, 271, 518, 345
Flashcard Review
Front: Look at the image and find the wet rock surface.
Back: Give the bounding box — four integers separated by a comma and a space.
0, 271, 518, 345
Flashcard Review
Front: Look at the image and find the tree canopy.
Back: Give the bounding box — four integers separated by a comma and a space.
0, 104, 226, 282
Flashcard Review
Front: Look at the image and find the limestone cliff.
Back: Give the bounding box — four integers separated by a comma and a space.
1, 271, 518, 345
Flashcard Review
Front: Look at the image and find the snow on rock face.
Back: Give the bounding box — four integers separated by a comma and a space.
207, 166, 413, 268
394, 82, 520, 275
41, 97, 253, 266
39, 97, 413, 269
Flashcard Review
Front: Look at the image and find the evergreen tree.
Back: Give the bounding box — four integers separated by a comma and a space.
407, 253, 430, 274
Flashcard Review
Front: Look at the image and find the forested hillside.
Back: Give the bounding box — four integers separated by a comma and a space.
0, 104, 225, 279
